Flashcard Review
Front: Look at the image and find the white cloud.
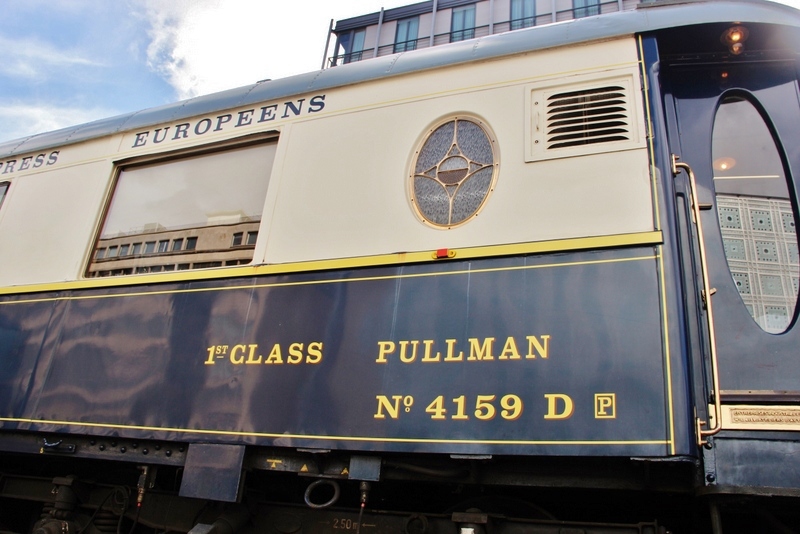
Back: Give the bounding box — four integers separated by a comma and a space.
135, 0, 412, 100
0, 35, 99, 80
0, 103, 114, 143
139, 0, 303, 100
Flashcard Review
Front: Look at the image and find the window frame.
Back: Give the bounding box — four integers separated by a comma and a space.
86, 133, 277, 279
510, 0, 535, 30
573, 0, 600, 19
394, 17, 420, 53
451, 5, 476, 43
712, 93, 799, 334
337, 28, 367, 64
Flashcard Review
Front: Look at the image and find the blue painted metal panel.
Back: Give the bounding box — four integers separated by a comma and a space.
706, 434, 800, 492
0, 247, 686, 457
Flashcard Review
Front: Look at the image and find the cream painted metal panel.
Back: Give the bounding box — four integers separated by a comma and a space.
0, 37, 649, 284
0, 160, 112, 286
264, 37, 652, 264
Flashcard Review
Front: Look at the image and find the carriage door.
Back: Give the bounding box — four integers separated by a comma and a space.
663, 55, 800, 441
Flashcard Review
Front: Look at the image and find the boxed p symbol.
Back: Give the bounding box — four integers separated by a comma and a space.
594, 393, 616, 419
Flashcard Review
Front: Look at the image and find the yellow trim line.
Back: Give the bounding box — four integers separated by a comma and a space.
0, 230, 662, 297
0, 416, 669, 447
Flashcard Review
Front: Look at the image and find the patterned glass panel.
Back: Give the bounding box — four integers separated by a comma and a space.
713, 97, 799, 333
411, 117, 497, 228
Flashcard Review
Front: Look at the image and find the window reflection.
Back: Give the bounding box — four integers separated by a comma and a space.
88, 141, 276, 277
713, 97, 799, 333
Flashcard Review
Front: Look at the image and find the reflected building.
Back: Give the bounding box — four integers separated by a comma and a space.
87, 140, 276, 279
88, 212, 259, 277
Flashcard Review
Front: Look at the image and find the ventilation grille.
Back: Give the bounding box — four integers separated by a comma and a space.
545, 85, 631, 150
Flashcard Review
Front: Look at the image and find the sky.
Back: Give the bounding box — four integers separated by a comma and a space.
0, 0, 412, 144
2, 0, 800, 145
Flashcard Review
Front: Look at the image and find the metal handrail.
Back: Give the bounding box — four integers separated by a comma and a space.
671, 154, 722, 447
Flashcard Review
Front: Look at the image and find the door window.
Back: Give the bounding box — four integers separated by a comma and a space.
712, 96, 799, 333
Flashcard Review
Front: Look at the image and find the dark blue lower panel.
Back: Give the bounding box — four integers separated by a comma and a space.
706, 433, 800, 493
0, 247, 680, 456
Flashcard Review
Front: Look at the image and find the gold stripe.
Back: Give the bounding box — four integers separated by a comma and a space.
0, 231, 662, 299
2, 254, 657, 305
0, 417, 668, 446
638, 35, 676, 455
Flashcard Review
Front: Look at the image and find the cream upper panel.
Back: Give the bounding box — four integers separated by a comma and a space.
0, 135, 122, 286
261, 37, 652, 264
0, 159, 113, 286
0, 36, 649, 286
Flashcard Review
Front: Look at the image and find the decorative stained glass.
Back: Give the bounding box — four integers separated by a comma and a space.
410, 117, 497, 228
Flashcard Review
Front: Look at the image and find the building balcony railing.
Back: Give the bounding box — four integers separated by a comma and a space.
327, 0, 622, 68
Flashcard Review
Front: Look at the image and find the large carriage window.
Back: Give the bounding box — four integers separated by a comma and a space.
88, 140, 276, 277
713, 97, 799, 333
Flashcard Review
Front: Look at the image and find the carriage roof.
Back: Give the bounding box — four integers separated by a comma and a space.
1, 0, 799, 159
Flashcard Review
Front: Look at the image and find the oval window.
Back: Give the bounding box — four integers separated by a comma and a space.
712, 96, 799, 333
410, 117, 498, 228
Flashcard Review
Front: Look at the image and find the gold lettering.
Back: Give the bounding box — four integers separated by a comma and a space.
245, 344, 262, 364
467, 338, 495, 361
421, 339, 439, 362
287, 343, 304, 364
399, 340, 419, 363
264, 344, 283, 364
544, 394, 573, 420
498, 336, 521, 360
376, 341, 395, 363
306, 342, 323, 364
526, 335, 550, 359
594, 393, 616, 418
443, 339, 463, 361
230, 344, 246, 365
374, 395, 403, 419
205, 346, 216, 365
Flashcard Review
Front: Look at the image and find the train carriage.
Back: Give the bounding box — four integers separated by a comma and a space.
0, 1, 799, 532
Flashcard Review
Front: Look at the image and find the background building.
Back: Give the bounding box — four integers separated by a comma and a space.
325, 0, 644, 66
